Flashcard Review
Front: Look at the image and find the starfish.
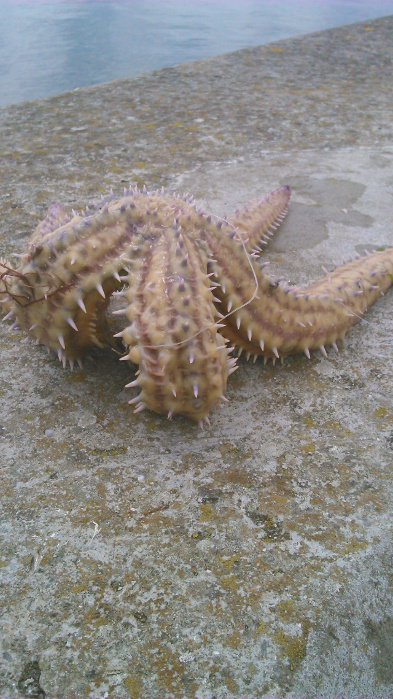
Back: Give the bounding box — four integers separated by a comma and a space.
1, 185, 393, 425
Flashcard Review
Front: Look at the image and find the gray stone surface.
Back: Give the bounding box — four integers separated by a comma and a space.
1, 15, 393, 699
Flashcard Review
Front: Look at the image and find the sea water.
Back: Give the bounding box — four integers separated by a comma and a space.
0, 0, 392, 107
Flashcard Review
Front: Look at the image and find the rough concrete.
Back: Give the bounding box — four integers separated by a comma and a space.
1, 15, 393, 699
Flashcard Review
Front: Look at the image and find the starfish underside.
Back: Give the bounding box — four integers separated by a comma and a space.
1, 184, 392, 425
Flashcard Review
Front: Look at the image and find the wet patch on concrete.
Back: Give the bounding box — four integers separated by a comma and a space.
270, 176, 373, 251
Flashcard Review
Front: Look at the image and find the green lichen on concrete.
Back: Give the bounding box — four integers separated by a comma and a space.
273, 625, 310, 672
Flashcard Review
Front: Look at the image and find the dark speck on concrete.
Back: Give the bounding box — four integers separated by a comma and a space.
17, 661, 46, 698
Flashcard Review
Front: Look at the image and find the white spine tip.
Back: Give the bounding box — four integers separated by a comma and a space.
125, 379, 139, 388
128, 396, 140, 405
66, 317, 78, 331
76, 298, 87, 313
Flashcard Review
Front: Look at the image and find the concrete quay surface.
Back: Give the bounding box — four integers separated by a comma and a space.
1, 15, 393, 699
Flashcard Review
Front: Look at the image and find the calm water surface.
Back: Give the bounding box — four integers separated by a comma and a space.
0, 0, 392, 107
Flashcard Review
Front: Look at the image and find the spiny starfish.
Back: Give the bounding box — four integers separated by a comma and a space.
1, 185, 392, 426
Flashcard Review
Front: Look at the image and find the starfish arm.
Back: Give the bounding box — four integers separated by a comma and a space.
3, 202, 155, 361
118, 227, 231, 423
30, 202, 72, 243
206, 229, 393, 358
227, 185, 290, 256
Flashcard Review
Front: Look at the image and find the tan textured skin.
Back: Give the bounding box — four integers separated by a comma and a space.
1, 184, 392, 422
119, 227, 231, 421
227, 184, 290, 253
206, 230, 393, 358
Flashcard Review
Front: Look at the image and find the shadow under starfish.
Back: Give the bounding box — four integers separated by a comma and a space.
1, 184, 392, 425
